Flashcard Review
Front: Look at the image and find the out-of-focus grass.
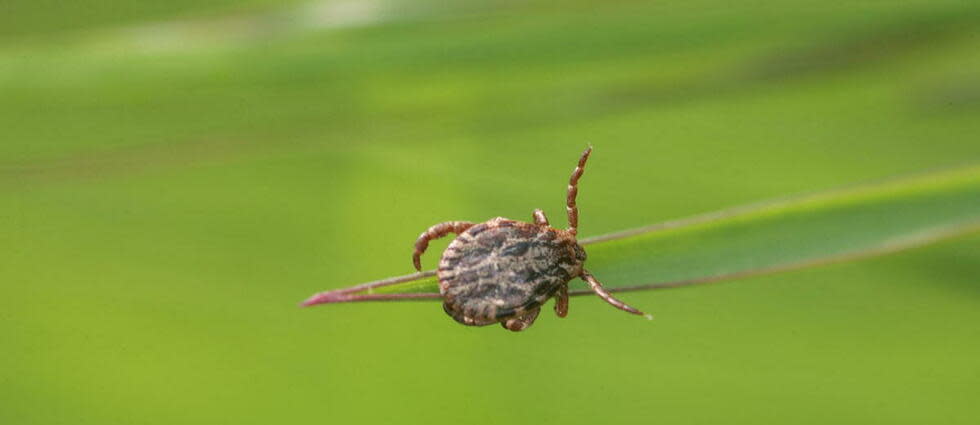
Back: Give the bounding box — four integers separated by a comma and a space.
2, 1, 979, 424
0, 0, 309, 39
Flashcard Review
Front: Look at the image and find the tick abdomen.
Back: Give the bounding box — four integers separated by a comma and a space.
408, 147, 649, 331
438, 217, 585, 326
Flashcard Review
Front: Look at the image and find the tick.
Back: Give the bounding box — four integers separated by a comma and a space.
412, 147, 650, 332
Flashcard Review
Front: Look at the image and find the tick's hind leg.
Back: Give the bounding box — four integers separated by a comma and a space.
532, 209, 549, 226
501, 307, 541, 332
581, 269, 652, 319
413, 221, 474, 271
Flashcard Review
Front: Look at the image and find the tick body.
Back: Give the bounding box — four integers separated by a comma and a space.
412, 147, 648, 331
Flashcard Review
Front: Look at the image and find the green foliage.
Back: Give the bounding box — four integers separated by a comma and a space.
3, 1, 980, 425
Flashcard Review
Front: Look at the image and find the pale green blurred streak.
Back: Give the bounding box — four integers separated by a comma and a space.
1, 1, 979, 424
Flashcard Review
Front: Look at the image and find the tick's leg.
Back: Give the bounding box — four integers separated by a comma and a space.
532, 209, 549, 226
501, 307, 541, 332
566, 147, 592, 235
581, 269, 652, 319
412, 221, 474, 271
554, 283, 569, 318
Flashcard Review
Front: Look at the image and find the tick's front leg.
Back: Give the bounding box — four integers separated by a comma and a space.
566, 147, 592, 236
413, 221, 474, 271
581, 269, 652, 319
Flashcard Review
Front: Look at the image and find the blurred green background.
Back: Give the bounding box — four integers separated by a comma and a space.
3, 0, 980, 424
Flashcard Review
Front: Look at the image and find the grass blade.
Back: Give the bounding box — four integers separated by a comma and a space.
303, 165, 980, 306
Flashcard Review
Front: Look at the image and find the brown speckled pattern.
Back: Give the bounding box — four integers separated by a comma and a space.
410, 147, 648, 332
437, 217, 585, 326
